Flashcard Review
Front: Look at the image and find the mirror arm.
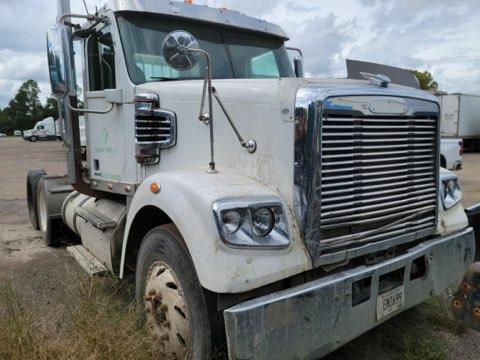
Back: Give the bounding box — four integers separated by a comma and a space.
198, 70, 209, 124
58, 13, 96, 24
212, 88, 257, 154
188, 48, 217, 173
286, 47, 303, 57
67, 101, 114, 115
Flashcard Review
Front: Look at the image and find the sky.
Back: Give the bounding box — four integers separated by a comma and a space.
0, 0, 479, 107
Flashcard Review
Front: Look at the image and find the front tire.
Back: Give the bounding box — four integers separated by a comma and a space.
30, 136, 38, 142
136, 224, 214, 360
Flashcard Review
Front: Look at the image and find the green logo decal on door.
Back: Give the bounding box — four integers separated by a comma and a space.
101, 126, 109, 144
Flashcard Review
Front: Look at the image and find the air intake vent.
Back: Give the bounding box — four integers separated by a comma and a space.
135, 109, 177, 148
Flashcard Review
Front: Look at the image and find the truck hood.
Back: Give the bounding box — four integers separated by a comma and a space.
138, 76, 437, 110
135, 77, 438, 208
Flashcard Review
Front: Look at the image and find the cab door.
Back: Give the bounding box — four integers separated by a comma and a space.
84, 25, 129, 190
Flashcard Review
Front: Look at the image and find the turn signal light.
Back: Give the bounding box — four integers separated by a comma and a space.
150, 182, 161, 194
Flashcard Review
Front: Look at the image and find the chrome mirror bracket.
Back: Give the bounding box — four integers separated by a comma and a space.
67, 101, 114, 115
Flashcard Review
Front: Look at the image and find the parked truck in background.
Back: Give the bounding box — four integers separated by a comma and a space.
26, 1, 476, 359
23, 117, 59, 142
439, 93, 480, 151
441, 138, 463, 170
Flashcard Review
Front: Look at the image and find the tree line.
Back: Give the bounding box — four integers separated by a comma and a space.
0, 80, 58, 135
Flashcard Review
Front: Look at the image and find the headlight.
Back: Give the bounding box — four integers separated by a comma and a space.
221, 209, 244, 235
213, 197, 291, 249
251, 207, 275, 237
441, 177, 462, 210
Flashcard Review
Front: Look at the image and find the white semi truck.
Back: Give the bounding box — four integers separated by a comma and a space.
26, 1, 477, 359
440, 138, 463, 170
22, 117, 59, 142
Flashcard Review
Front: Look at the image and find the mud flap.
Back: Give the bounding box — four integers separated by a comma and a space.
452, 205, 480, 329
451, 262, 480, 330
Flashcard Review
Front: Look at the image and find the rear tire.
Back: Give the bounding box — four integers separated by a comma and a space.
37, 178, 60, 247
27, 169, 46, 230
136, 224, 216, 360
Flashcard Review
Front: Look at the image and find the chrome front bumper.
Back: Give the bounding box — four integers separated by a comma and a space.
224, 228, 475, 360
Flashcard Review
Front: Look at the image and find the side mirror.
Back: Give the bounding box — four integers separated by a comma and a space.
46, 24, 76, 98
162, 30, 199, 71
286, 47, 304, 78
294, 57, 304, 78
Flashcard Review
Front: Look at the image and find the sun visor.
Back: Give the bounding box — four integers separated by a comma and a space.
346, 59, 420, 89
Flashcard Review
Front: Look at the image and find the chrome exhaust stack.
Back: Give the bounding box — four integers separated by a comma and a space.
57, 0, 71, 23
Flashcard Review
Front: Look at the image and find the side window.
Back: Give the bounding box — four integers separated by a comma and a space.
250, 51, 280, 78
87, 26, 116, 91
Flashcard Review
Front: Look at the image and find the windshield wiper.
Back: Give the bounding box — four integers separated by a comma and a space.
147, 77, 178, 82
148, 76, 202, 82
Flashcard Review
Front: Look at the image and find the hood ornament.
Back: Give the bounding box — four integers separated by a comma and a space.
360, 72, 391, 88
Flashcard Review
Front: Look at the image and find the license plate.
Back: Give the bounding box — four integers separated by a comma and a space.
376, 285, 405, 321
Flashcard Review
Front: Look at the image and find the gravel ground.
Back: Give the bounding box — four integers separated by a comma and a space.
0, 137, 479, 359
0, 138, 80, 330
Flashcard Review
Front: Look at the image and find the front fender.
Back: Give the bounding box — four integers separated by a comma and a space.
120, 169, 312, 293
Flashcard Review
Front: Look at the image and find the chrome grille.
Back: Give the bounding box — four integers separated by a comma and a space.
135, 109, 176, 148
319, 113, 438, 250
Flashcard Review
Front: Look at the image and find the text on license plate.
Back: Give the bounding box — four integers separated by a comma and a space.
376, 285, 405, 321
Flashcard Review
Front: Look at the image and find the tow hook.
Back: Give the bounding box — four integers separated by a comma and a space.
451, 262, 480, 330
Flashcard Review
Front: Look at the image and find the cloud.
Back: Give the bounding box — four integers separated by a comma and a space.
344, 0, 480, 93
0, 0, 479, 108
0, 0, 105, 107
222, 0, 352, 76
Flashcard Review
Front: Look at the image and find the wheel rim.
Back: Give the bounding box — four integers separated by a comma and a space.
145, 261, 191, 359
37, 187, 48, 232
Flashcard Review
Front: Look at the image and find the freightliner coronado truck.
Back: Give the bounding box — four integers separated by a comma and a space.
27, 1, 477, 358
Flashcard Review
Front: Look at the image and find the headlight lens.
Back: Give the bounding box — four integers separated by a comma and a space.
221, 209, 243, 235
213, 198, 291, 249
441, 177, 462, 210
251, 207, 275, 237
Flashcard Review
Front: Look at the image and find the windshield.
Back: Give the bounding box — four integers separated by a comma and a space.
116, 13, 294, 84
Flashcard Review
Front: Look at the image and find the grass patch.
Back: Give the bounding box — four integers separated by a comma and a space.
401, 335, 447, 360
0, 272, 469, 360
0, 275, 157, 360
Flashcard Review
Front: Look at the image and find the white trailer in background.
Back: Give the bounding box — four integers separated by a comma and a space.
439, 93, 480, 150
